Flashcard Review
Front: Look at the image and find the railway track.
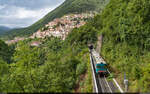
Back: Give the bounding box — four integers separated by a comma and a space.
90, 49, 121, 93
98, 75, 112, 93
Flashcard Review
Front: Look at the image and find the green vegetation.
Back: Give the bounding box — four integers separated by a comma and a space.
40, 26, 49, 32
87, 0, 150, 92
0, 26, 10, 35
0, 40, 14, 63
1, 0, 109, 40
0, 1, 105, 92
0, 21, 97, 92
1, 0, 149, 92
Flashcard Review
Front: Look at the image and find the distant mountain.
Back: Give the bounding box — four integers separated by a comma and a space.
2, 0, 109, 40
0, 26, 11, 35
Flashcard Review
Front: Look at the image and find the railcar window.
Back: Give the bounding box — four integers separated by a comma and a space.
96, 65, 106, 69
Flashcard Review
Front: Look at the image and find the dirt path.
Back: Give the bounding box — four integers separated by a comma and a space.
74, 73, 87, 93
96, 34, 103, 54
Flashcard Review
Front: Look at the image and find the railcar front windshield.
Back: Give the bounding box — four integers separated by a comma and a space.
96, 63, 106, 69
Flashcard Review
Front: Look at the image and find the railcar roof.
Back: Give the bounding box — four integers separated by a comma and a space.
92, 49, 106, 64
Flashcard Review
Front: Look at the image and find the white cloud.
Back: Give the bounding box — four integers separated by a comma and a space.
0, 5, 56, 19
0, 6, 55, 28
15, 7, 54, 19
0, 0, 65, 28
0, 5, 6, 10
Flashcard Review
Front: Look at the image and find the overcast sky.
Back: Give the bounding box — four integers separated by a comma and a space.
0, 0, 65, 28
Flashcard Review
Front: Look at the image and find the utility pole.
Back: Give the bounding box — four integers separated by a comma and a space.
124, 73, 128, 92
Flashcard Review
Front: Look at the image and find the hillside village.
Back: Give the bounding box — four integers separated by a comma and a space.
6, 12, 95, 46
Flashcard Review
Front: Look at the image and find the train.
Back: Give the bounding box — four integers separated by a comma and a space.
90, 47, 107, 75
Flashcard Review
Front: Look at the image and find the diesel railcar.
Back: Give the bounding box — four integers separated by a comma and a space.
91, 49, 107, 75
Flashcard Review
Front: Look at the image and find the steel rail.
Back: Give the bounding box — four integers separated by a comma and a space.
104, 75, 113, 93
90, 49, 118, 93
98, 75, 113, 93
107, 69, 124, 93
89, 52, 98, 93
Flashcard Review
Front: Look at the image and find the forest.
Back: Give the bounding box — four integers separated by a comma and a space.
90, 0, 150, 92
0, 24, 97, 92
0, 0, 150, 92
0, 0, 105, 92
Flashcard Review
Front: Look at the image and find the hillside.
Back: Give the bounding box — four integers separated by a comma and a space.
0, 26, 11, 35
0, 0, 150, 92
0, 21, 98, 92
88, 0, 150, 92
0, 0, 109, 92
2, 0, 109, 40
